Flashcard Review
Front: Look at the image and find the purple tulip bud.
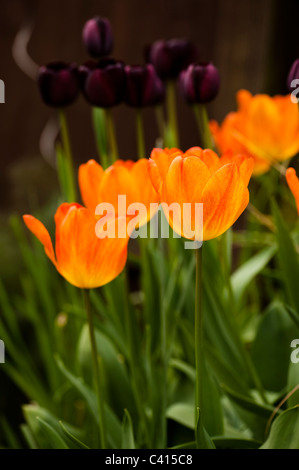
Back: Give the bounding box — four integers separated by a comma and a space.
146, 39, 198, 80
78, 58, 125, 108
179, 62, 220, 104
37, 62, 79, 108
82, 17, 114, 58
287, 59, 299, 92
124, 64, 165, 107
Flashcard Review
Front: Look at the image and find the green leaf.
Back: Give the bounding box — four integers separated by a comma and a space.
36, 417, 69, 449
251, 301, 299, 391
231, 246, 276, 307
201, 362, 224, 436
77, 324, 135, 420
203, 276, 251, 384
121, 409, 135, 449
141, 236, 165, 354
285, 304, 299, 330
169, 358, 195, 383
170, 441, 196, 449
221, 384, 278, 419
22, 403, 86, 449
261, 406, 299, 449
166, 403, 194, 430
221, 385, 279, 441
59, 421, 89, 449
272, 200, 299, 311
287, 360, 299, 408
20, 424, 38, 449
213, 437, 261, 449
23, 404, 69, 449
205, 343, 251, 397
195, 409, 216, 449
56, 355, 122, 449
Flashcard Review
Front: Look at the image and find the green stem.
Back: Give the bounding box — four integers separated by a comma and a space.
92, 107, 109, 168
244, 348, 269, 405
166, 80, 179, 147
105, 109, 118, 163
123, 269, 151, 446
220, 229, 235, 309
59, 110, 77, 201
155, 104, 166, 142
219, 234, 268, 403
193, 104, 213, 149
136, 108, 146, 158
83, 289, 107, 449
159, 273, 168, 448
195, 246, 204, 437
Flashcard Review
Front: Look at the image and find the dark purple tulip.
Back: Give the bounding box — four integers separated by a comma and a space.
146, 39, 198, 80
179, 62, 220, 104
82, 17, 114, 58
38, 62, 79, 107
287, 59, 299, 92
78, 58, 125, 108
124, 64, 165, 107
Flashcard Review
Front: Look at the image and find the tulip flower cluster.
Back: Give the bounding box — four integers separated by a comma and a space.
149, 147, 253, 240
210, 89, 299, 175
3, 13, 299, 453
38, 17, 166, 111
146, 39, 219, 103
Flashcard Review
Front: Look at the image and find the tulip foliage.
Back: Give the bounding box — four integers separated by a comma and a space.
2, 17, 299, 452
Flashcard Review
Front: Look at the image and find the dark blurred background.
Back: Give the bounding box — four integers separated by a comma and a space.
0, 0, 298, 217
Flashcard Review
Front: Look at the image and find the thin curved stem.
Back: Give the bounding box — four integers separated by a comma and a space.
83, 289, 107, 449
136, 108, 146, 158
59, 110, 77, 202
105, 109, 118, 163
195, 246, 204, 436
193, 104, 213, 150
166, 80, 179, 148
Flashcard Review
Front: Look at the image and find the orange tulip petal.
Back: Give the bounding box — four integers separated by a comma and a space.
220, 154, 254, 186
245, 95, 280, 156
165, 155, 211, 204
212, 90, 299, 175
201, 163, 249, 240
130, 158, 159, 224
55, 206, 129, 288
78, 159, 104, 211
148, 157, 163, 195
236, 89, 252, 112
184, 147, 220, 172
99, 164, 140, 211
113, 159, 135, 170
239, 157, 255, 187
161, 155, 211, 239
149, 148, 181, 194
23, 215, 57, 267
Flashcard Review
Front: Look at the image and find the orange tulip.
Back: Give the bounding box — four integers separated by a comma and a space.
210, 90, 299, 175
78, 158, 159, 228
149, 147, 254, 241
286, 167, 299, 214
23, 203, 129, 289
